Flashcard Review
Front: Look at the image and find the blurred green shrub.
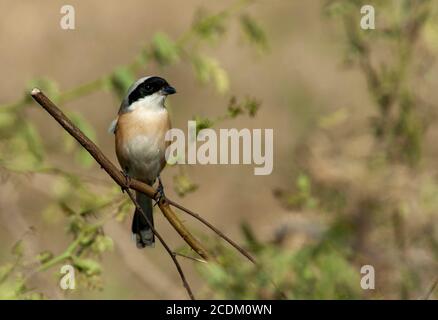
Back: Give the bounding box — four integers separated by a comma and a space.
0, 0, 266, 299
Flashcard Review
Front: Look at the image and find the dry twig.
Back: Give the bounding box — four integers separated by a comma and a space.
30, 88, 255, 299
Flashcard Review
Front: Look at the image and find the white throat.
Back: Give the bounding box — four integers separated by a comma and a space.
127, 92, 166, 112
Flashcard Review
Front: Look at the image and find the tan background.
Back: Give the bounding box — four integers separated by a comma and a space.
1, 1, 436, 299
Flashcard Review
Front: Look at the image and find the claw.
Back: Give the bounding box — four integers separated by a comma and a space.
153, 175, 166, 206
121, 170, 131, 193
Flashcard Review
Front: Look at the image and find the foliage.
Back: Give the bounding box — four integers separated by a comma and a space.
325, 0, 436, 166
1, 0, 437, 301
0, 240, 44, 299
197, 0, 437, 300
199, 224, 362, 299
0, 0, 266, 299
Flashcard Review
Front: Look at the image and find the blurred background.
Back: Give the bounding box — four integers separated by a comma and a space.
0, 0, 437, 299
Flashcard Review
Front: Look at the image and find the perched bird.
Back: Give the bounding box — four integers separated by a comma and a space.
109, 76, 176, 248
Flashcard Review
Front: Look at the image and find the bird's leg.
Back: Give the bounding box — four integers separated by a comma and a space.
154, 175, 166, 206
121, 170, 131, 193
157, 175, 166, 198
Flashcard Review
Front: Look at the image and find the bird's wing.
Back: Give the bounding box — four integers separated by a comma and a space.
108, 118, 118, 134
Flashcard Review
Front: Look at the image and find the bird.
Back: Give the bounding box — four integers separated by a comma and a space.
109, 76, 176, 248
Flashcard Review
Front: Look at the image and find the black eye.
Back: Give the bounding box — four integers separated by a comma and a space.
145, 85, 152, 91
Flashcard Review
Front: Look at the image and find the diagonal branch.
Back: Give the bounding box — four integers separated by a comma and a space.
167, 199, 255, 264
30, 88, 257, 297
30, 88, 206, 299
125, 189, 194, 299
30, 88, 211, 261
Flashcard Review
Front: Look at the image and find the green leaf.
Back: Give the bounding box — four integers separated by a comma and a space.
227, 97, 260, 119
240, 14, 268, 52
92, 235, 114, 253
173, 172, 198, 197
297, 173, 311, 193
192, 55, 229, 94
227, 97, 243, 118
36, 251, 54, 264
193, 8, 227, 41
192, 115, 214, 134
151, 32, 180, 66
242, 97, 260, 117
73, 258, 101, 276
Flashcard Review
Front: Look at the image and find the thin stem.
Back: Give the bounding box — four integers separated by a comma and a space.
421, 277, 438, 300
31, 89, 200, 299
126, 190, 195, 300
174, 252, 207, 264
58, 77, 109, 104
37, 236, 82, 272
167, 198, 256, 264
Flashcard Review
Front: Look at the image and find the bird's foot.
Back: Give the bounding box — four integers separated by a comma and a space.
153, 176, 166, 206
121, 171, 131, 193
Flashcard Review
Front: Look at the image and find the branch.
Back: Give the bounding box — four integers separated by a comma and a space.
167, 199, 256, 264
30, 88, 210, 260
420, 277, 438, 300
30, 88, 257, 297
173, 252, 207, 264
126, 189, 194, 299
157, 198, 211, 261
30, 88, 204, 299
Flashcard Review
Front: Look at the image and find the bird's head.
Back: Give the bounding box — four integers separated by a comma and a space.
121, 76, 176, 112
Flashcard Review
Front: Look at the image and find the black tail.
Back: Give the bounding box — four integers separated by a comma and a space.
131, 191, 154, 248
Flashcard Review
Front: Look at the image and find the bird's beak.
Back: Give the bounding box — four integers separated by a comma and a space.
161, 85, 176, 95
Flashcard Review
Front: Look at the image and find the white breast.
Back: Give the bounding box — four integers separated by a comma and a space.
119, 107, 169, 184
124, 135, 163, 183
